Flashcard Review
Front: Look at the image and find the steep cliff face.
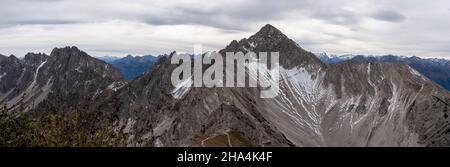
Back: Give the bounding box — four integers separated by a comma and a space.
94, 24, 449, 147
0, 53, 48, 110
0, 46, 123, 114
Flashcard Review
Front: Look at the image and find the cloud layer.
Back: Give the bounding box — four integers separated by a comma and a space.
0, 0, 449, 58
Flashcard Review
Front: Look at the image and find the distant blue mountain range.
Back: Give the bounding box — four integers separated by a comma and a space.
97, 55, 160, 80
316, 53, 450, 91
96, 56, 121, 63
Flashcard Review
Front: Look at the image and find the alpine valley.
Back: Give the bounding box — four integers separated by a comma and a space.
1, 25, 449, 147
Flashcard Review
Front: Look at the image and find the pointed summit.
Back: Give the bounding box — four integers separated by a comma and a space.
251, 24, 287, 40
259, 24, 282, 34
261, 24, 277, 30
221, 24, 325, 69
7, 55, 20, 62
125, 54, 134, 59
248, 24, 292, 48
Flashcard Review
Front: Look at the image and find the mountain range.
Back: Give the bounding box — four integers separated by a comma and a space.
317, 53, 450, 91
96, 56, 121, 63
95, 52, 450, 92
99, 55, 160, 80
1, 25, 449, 147
0, 47, 122, 115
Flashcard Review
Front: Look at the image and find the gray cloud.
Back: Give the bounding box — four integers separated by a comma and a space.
0, 0, 449, 59
1, 19, 80, 26
370, 10, 406, 22
139, 0, 309, 30
0, 0, 359, 30
310, 8, 361, 25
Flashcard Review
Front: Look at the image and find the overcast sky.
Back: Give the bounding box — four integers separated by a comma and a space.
0, 0, 449, 59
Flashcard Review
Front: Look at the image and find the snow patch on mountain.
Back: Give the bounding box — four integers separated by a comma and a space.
171, 77, 193, 99
26, 60, 47, 93
107, 81, 127, 92
123, 118, 136, 134
153, 117, 174, 137
0, 72, 6, 80
75, 66, 82, 73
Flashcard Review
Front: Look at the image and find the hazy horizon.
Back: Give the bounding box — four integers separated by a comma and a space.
3, 47, 450, 61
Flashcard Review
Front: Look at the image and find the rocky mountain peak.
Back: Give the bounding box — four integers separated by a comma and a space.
249, 24, 289, 43
50, 46, 88, 59
221, 24, 324, 69
7, 54, 18, 59
46, 46, 122, 79
5, 55, 21, 65
24, 52, 48, 66
24, 52, 47, 59
1, 46, 123, 114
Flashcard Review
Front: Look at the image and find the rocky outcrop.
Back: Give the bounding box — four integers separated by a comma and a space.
0, 46, 123, 115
